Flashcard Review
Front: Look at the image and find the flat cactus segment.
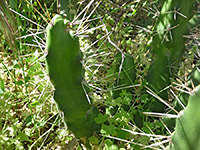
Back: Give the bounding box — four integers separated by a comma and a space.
167, 85, 200, 150
46, 15, 90, 116
46, 14, 100, 141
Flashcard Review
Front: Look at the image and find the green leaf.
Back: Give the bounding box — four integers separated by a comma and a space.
94, 113, 108, 124
18, 132, 28, 141
101, 124, 116, 136
25, 115, 32, 126
31, 101, 39, 107
104, 139, 118, 150
17, 80, 24, 86
13, 60, 20, 68
116, 129, 129, 139
89, 136, 99, 145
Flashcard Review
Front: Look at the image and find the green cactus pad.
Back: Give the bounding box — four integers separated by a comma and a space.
46, 14, 100, 141
167, 85, 200, 150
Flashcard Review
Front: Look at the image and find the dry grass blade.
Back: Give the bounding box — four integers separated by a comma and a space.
142, 112, 179, 118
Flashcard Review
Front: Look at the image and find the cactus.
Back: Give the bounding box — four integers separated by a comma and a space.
45, 14, 100, 144
147, 0, 197, 111
166, 85, 200, 150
